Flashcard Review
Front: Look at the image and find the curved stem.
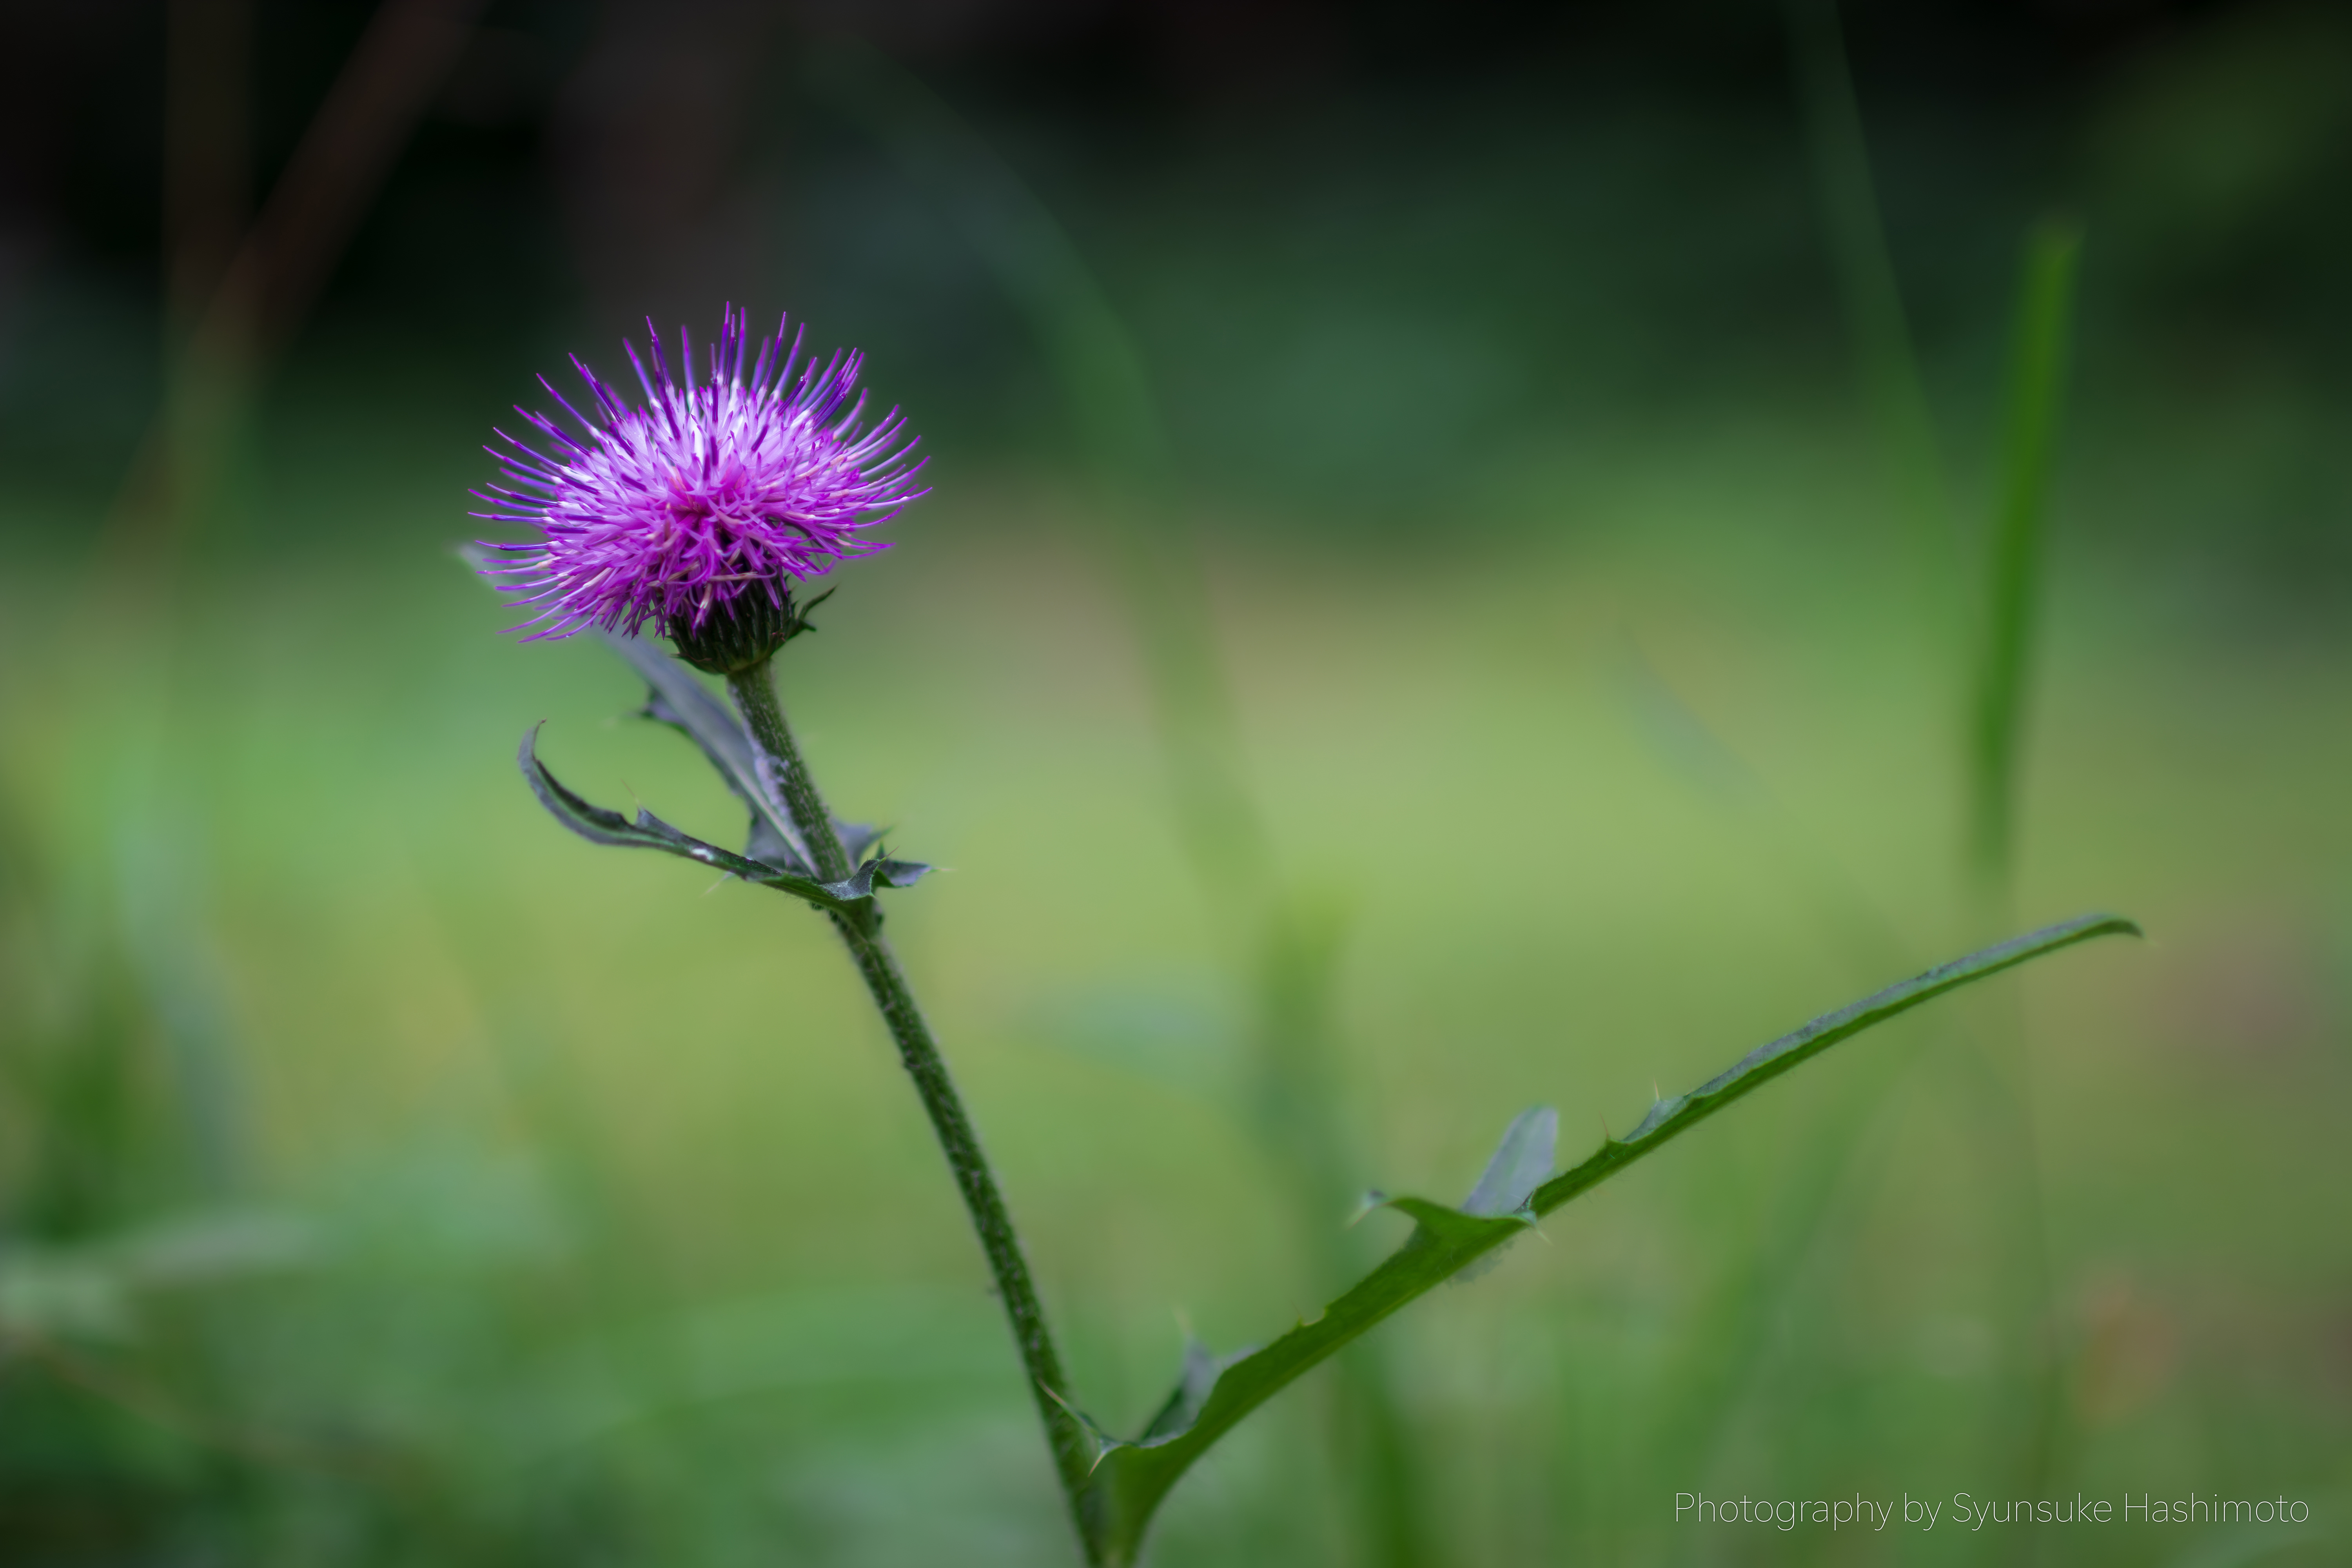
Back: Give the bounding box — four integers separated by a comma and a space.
728, 661, 1098, 1559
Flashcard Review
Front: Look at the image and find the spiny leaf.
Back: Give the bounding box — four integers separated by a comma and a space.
1074, 1193, 1531, 1558
1462, 1106, 1557, 1218
462, 547, 912, 894
597, 628, 904, 887
594, 628, 819, 874
834, 820, 887, 864
1078, 911, 2138, 1564
518, 727, 930, 911
1527, 911, 2135, 1216
1454, 1105, 1557, 1282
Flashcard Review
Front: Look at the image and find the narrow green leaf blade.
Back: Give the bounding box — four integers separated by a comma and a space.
1082, 911, 2138, 1563
1786, 0, 1958, 602
1969, 220, 2083, 883
1528, 909, 2132, 1216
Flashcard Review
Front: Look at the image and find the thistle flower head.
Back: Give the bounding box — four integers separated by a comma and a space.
475, 307, 925, 660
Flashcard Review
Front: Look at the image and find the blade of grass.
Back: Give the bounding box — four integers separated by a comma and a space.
1615, 646, 1949, 1496
1955, 227, 2084, 1519
1969, 221, 2083, 895
802, 43, 1427, 1563
1784, 0, 1959, 634
801, 40, 1265, 895
1249, 894, 1430, 1567
1788, 7, 2090, 1528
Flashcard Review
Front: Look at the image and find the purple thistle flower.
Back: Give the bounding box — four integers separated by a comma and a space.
475, 307, 925, 648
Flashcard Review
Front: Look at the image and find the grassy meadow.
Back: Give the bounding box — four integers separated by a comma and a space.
3, 4, 2350, 1563
3, 379, 2346, 1563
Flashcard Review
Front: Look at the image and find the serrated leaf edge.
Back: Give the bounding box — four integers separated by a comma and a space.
1079, 911, 2141, 1563
519, 726, 932, 911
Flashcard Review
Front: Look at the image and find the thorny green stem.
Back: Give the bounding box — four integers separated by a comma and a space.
728, 661, 1099, 1559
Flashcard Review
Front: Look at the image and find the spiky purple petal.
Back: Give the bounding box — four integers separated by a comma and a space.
474, 307, 926, 641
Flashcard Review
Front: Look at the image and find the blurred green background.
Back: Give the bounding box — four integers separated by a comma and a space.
1, 1, 2348, 1563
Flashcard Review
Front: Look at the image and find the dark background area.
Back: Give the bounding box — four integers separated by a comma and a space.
3, 0, 2347, 575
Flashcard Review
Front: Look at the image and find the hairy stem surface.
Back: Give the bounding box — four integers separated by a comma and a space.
729, 661, 1098, 1557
